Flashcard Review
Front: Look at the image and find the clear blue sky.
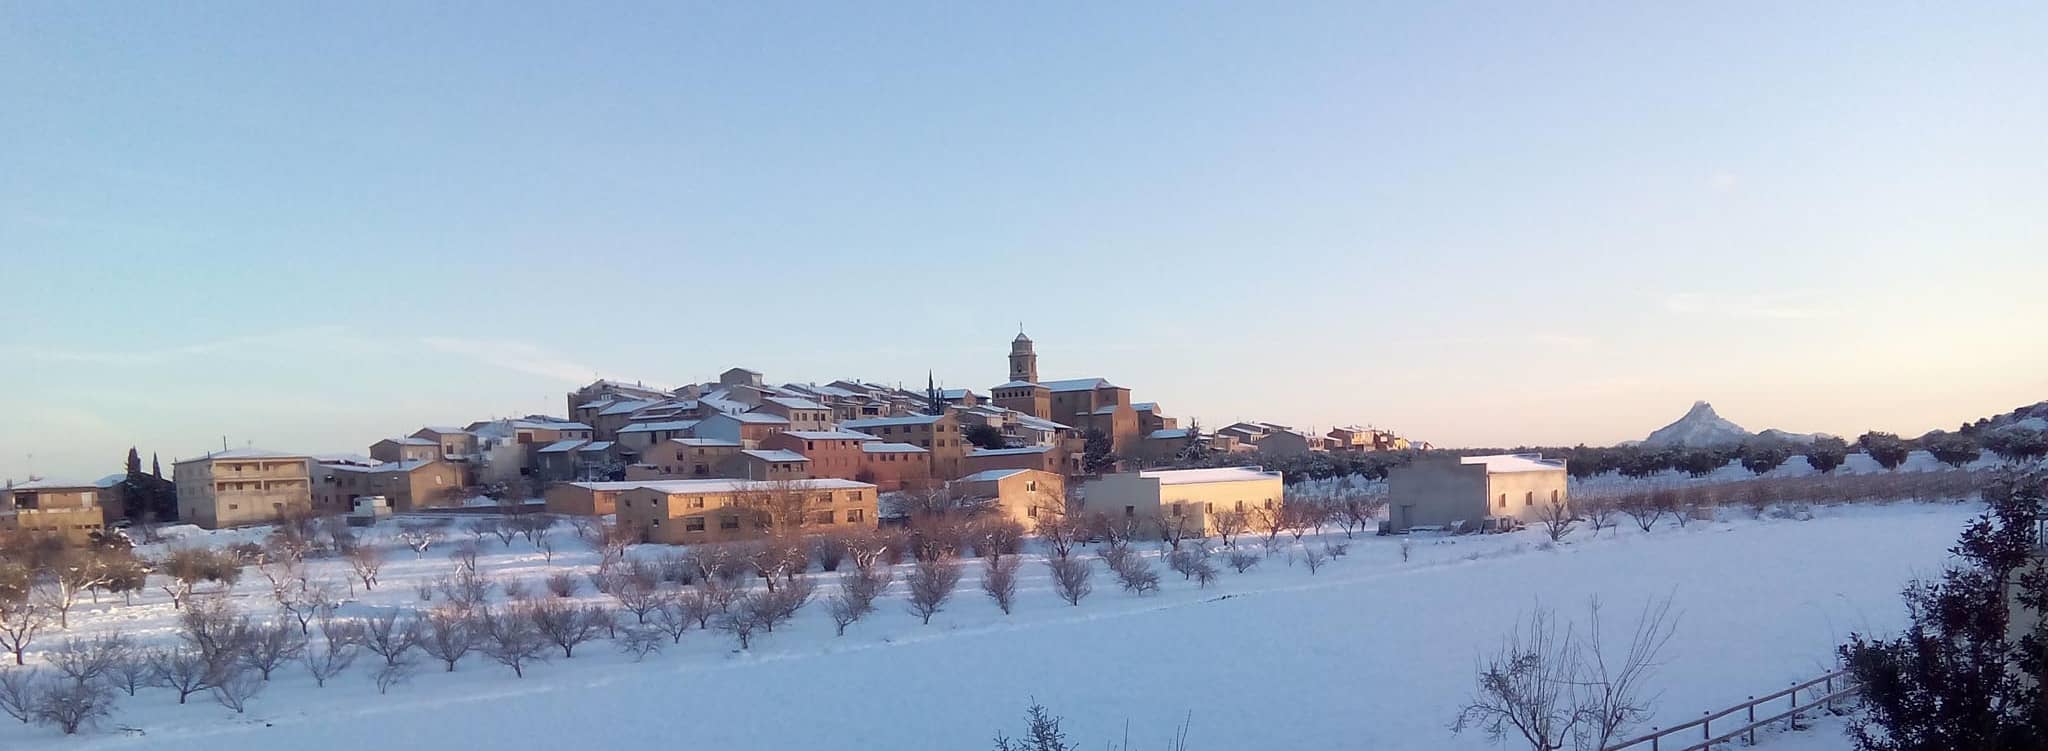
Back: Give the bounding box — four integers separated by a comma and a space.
4, 2, 2044, 481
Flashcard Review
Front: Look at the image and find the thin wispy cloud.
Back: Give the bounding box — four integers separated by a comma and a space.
417, 337, 597, 384
1663, 291, 1837, 320
10, 326, 366, 366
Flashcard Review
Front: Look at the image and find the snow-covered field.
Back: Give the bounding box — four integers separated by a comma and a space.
0, 501, 1976, 751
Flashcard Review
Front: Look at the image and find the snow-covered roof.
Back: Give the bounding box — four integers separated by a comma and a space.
812, 385, 859, 398
416, 426, 471, 435
95, 473, 127, 488
177, 448, 306, 464
1089, 404, 1123, 415
575, 399, 615, 410
761, 396, 827, 410
665, 438, 741, 448
568, 478, 875, 495
1040, 377, 1115, 393
708, 412, 790, 424
379, 437, 437, 446
1016, 415, 1069, 431
992, 380, 1041, 390
968, 446, 1053, 457
861, 442, 929, 454
618, 420, 700, 434
6, 478, 98, 491
953, 468, 1032, 483
578, 441, 615, 453
1461, 453, 1567, 474
939, 388, 975, 399
1133, 402, 1159, 413
1137, 466, 1282, 486
537, 439, 589, 454
741, 449, 809, 463
1148, 429, 1190, 440
325, 459, 437, 474
780, 430, 880, 441
842, 414, 944, 429
599, 399, 663, 417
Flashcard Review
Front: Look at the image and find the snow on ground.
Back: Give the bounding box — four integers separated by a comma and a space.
0, 501, 1975, 751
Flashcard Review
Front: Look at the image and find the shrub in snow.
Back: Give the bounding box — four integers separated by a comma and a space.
33, 676, 114, 734
1110, 553, 1160, 593
0, 667, 38, 723
1225, 549, 1261, 574
1839, 468, 2048, 750
618, 628, 663, 662
1047, 557, 1093, 606
981, 555, 1021, 614
905, 559, 964, 625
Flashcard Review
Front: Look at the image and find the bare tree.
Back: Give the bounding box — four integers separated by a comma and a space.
109, 654, 154, 696
1110, 553, 1160, 593
395, 522, 444, 557
346, 544, 384, 591
178, 598, 252, 676
277, 580, 337, 635
905, 559, 963, 624
1571, 597, 1677, 751
611, 579, 666, 623
715, 602, 766, 649
46, 632, 130, 687
361, 608, 421, 667
548, 572, 581, 598
302, 623, 359, 688
1047, 557, 1093, 606
418, 607, 474, 671
672, 587, 718, 629
618, 627, 663, 661
211, 664, 263, 713
1618, 491, 1664, 533
653, 599, 695, 644
1032, 492, 1086, 559
149, 648, 214, 704
448, 540, 482, 571
490, 518, 520, 547
1225, 549, 1260, 574
0, 667, 37, 723
1155, 512, 1195, 552
527, 599, 604, 658
33, 677, 114, 735
372, 659, 416, 695
1300, 544, 1328, 574
438, 568, 495, 613
41, 551, 115, 628
477, 606, 548, 677
982, 554, 1021, 614
1454, 608, 1580, 751
1251, 503, 1287, 546
827, 569, 890, 635
1581, 498, 1618, 536
1539, 499, 1576, 543
1210, 509, 1248, 548
238, 620, 307, 679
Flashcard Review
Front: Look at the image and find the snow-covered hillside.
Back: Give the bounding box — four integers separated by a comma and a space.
0, 501, 1975, 751
1638, 401, 1829, 447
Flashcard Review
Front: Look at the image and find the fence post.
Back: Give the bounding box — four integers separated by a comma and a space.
1746, 697, 1756, 745
1824, 675, 1834, 712
1651, 728, 1659, 751
1703, 711, 1711, 741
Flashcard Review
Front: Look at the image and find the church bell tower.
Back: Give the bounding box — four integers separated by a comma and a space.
1009, 330, 1039, 383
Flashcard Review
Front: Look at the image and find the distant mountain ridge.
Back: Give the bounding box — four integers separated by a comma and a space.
1640, 401, 1831, 448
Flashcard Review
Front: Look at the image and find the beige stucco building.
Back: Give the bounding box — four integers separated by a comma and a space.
842, 414, 965, 479
946, 468, 1066, 528
173, 448, 315, 529
2, 480, 109, 546
612, 478, 878, 545
316, 458, 465, 514
1081, 466, 1286, 537
1385, 453, 1568, 532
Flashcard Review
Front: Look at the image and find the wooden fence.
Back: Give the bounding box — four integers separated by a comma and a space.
1603, 669, 1857, 751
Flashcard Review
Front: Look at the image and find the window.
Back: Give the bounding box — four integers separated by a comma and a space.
1124, 505, 1135, 518
1027, 505, 1039, 518
814, 510, 835, 524
847, 508, 865, 522
685, 516, 706, 531
1025, 480, 1038, 492
1170, 501, 1184, 516
1498, 493, 1506, 509
1551, 489, 1560, 503
720, 515, 740, 530
1235, 500, 1245, 513
689, 496, 705, 508
1525, 491, 1534, 507
652, 519, 661, 526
